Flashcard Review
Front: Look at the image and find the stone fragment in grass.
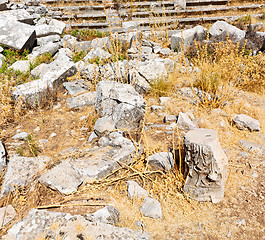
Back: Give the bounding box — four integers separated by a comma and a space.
0, 205, 17, 227
140, 197, 162, 219
233, 114, 260, 132
148, 152, 174, 172
127, 180, 148, 199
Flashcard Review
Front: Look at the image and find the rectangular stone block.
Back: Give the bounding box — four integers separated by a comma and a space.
0, 18, 36, 51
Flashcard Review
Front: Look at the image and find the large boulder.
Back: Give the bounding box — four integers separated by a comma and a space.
95, 81, 145, 131
209, 21, 246, 42
0, 18, 36, 51
183, 128, 228, 203
171, 25, 207, 51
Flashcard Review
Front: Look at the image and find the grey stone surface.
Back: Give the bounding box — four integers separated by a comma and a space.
98, 136, 110, 147
177, 112, 198, 131
66, 91, 96, 109
94, 116, 116, 136
0, 18, 36, 51
130, 70, 151, 94
39, 161, 83, 195
0, 205, 17, 227
209, 21, 246, 42
151, 105, 164, 112
48, 19, 66, 35
13, 59, 77, 107
37, 35, 60, 46
127, 180, 148, 199
233, 114, 260, 132
91, 37, 109, 50
95, 81, 145, 131
88, 131, 98, 143
12, 132, 29, 140
84, 47, 111, 61
0, 139, 7, 171
183, 128, 229, 203
9, 60, 30, 72
63, 80, 89, 96
171, 25, 206, 51
140, 197, 162, 219
239, 140, 265, 155
0, 9, 35, 24
70, 136, 136, 182
148, 152, 174, 172
29, 41, 60, 59
88, 206, 120, 225
3, 209, 143, 240
1, 155, 50, 197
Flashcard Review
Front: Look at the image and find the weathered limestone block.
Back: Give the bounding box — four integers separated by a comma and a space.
171, 25, 206, 51
95, 81, 145, 131
183, 128, 228, 203
233, 114, 260, 132
0, 9, 35, 25
66, 91, 96, 109
0, 18, 36, 51
209, 21, 246, 42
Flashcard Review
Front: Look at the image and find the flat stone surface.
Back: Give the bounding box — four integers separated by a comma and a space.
3, 209, 143, 240
0, 18, 36, 51
233, 114, 260, 132
127, 180, 148, 199
0, 205, 17, 227
88, 206, 120, 225
0, 9, 35, 24
0, 139, 7, 171
1, 156, 50, 197
183, 128, 229, 203
39, 161, 83, 195
9, 60, 30, 72
12, 132, 29, 140
177, 112, 198, 131
66, 91, 96, 109
63, 80, 89, 96
148, 152, 174, 171
140, 197, 163, 219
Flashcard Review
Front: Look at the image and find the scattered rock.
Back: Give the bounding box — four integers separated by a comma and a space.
3, 209, 145, 240
88, 206, 120, 225
66, 91, 96, 109
239, 140, 265, 155
39, 161, 83, 195
63, 80, 89, 96
183, 128, 229, 203
164, 115, 177, 123
94, 116, 116, 136
84, 47, 112, 61
0, 18, 36, 51
233, 114, 260, 132
9, 60, 30, 72
148, 152, 174, 171
12, 132, 29, 140
159, 97, 171, 105
140, 197, 163, 219
127, 180, 148, 199
0, 205, 17, 227
177, 112, 198, 131
1, 155, 50, 197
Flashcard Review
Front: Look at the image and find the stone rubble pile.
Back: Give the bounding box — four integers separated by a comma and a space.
0, 1, 265, 239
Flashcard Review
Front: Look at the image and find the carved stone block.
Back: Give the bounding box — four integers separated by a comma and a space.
183, 128, 228, 203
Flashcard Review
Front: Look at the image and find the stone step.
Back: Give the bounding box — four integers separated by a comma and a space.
69, 13, 264, 31
51, 4, 265, 23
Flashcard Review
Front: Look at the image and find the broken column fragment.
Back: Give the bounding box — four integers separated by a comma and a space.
183, 128, 228, 203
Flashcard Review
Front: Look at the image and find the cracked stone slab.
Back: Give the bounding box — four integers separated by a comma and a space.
0, 18, 36, 51
1, 155, 50, 197
39, 161, 83, 195
2, 209, 145, 240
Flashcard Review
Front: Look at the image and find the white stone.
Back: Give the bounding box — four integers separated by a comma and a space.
0, 205, 17, 227
233, 114, 260, 132
140, 197, 162, 219
9, 60, 30, 72
127, 180, 148, 199
148, 152, 174, 171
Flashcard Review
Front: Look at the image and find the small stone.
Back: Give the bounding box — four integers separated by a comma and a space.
12, 132, 29, 140
0, 205, 17, 227
98, 137, 110, 147
164, 115, 177, 123
88, 131, 98, 143
49, 132, 57, 138
177, 112, 198, 131
148, 152, 174, 172
233, 114, 260, 132
88, 206, 120, 225
150, 105, 164, 112
159, 97, 171, 105
94, 116, 116, 136
140, 197, 162, 219
34, 126, 40, 132
127, 180, 148, 199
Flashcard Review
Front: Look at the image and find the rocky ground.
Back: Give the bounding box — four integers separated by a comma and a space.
0, 0, 265, 239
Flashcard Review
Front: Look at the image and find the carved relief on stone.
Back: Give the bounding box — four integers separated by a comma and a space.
183, 129, 228, 203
